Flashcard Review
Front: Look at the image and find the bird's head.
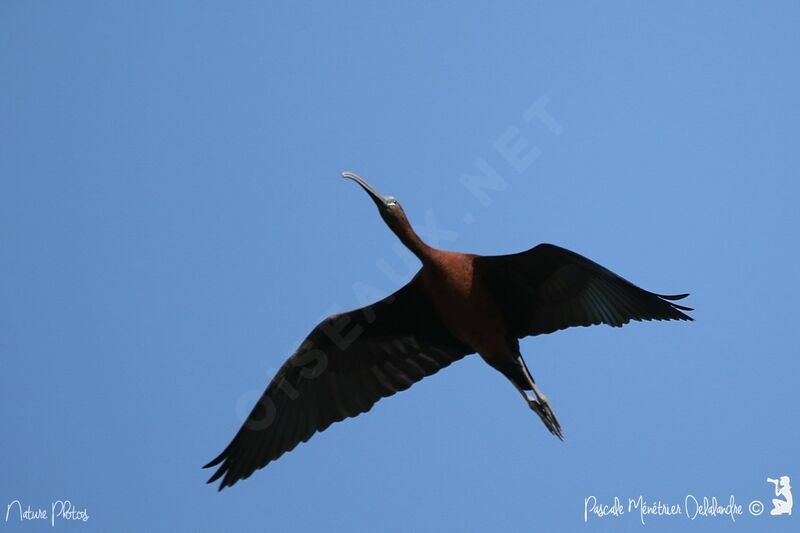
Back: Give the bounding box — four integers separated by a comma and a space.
342, 172, 408, 228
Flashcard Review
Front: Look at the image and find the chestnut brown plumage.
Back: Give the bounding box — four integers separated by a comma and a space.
204, 172, 693, 490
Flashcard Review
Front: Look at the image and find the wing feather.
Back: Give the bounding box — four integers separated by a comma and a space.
204, 274, 472, 489
476, 243, 692, 338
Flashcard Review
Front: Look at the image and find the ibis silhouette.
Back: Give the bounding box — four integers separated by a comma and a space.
204, 172, 693, 490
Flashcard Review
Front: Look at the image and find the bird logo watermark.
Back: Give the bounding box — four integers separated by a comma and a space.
766, 475, 792, 516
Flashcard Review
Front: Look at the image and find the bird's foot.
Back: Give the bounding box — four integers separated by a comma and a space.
528, 396, 564, 440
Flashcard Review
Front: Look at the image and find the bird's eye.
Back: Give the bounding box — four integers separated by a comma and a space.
384, 196, 398, 206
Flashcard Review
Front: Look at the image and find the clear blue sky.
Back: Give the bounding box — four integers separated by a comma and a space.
2, 2, 798, 532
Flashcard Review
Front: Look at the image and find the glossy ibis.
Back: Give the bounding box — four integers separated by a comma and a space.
204, 172, 693, 490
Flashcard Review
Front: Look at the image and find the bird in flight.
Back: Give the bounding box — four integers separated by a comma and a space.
204, 172, 693, 490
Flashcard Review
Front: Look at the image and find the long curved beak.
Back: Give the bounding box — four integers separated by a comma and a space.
341, 172, 388, 208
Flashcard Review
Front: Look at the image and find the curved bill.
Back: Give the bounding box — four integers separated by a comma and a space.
341, 171, 388, 208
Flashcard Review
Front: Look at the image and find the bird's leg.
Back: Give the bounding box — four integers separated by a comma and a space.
516, 384, 563, 440
528, 382, 563, 440
515, 356, 564, 440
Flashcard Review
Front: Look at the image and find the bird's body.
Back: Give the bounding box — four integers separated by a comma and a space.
204, 172, 693, 490
421, 251, 509, 357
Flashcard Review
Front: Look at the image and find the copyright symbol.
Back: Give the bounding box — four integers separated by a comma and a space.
749, 500, 764, 516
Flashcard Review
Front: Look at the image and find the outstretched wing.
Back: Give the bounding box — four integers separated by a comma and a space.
476, 243, 693, 338
204, 273, 472, 490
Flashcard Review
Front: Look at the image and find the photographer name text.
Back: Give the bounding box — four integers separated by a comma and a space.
584, 494, 744, 525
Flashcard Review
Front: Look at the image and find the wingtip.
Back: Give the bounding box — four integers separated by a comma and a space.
654, 291, 694, 313
202, 455, 223, 469
206, 471, 231, 492
203, 442, 233, 469
657, 292, 690, 301
206, 476, 227, 492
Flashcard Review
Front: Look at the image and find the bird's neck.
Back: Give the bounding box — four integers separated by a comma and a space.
390, 218, 435, 262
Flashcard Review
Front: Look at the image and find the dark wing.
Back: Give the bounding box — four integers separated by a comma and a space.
203, 273, 472, 490
476, 243, 693, 338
